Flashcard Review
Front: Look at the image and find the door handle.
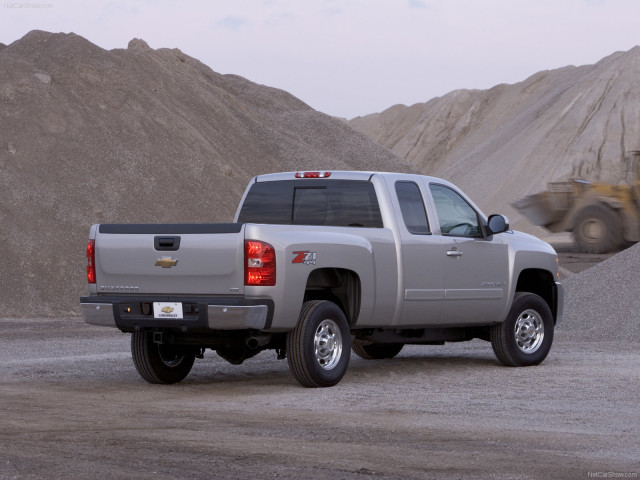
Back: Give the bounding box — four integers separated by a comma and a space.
446, 250, 464, 257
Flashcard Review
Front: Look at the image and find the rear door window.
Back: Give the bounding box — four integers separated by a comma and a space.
395, 181, 430, 235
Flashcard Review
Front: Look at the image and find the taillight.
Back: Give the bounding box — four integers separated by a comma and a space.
86, 239, 96, 284
295, 171, 331, 178
245, 240, 276, 286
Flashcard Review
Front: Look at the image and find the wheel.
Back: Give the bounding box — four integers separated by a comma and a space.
352, 342, 404, 360
573, 204, 623, 253
490, 292, 554, 367
286, 300, 351, 388
131, 331, 196, 384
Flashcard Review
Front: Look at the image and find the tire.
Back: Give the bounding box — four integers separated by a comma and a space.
573, 204, 624, 253
131, 331, 196, 384
490, 292, 554, 367
286, 300, 352, 388
352, 343, 404, 360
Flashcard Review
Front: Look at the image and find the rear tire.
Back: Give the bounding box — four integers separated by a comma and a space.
287, 300, 351, 388
573, 204, 624, 253
352, 343, 404, 360
491, 292, 554, 367
131, 331, 196, 384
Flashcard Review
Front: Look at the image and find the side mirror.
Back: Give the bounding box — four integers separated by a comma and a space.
487, 214, 509, 235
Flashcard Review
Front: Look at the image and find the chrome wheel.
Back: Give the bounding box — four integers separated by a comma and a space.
514, 309, 544, 354
314, 319, 343, 370
491, 293, 554, 367
287, 301, 351, 387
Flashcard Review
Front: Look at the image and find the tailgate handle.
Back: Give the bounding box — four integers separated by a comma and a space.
154, 236, 181, 251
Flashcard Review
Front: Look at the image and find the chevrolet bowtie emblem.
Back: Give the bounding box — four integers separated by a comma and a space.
161, 306, 174, 314
155, 257, 178, 268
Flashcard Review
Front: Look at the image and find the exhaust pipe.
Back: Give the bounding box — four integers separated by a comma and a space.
245, 334, 271, 350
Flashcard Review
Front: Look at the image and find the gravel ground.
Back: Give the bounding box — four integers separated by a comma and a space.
2, 239, 637, 480
1, 317, 638, 480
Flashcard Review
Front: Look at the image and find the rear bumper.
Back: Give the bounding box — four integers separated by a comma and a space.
80, 296, 274, 331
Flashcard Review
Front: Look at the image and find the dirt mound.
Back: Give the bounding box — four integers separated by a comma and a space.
0, 30, 411, 317
348, 46, 640, 344
561, 242, 640, 342
350, 47, 640, 232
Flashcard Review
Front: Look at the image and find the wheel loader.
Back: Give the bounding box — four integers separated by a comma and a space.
513, 150, 640, 253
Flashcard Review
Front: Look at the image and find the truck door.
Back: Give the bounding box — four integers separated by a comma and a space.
428, 183, 509, 325
393, 181, 445, 326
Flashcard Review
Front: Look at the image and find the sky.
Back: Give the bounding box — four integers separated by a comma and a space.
2, 0, 640, 119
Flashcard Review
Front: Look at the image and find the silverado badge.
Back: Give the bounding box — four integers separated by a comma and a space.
155, 257, 178, 268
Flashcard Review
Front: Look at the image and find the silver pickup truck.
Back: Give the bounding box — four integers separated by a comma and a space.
81, 171, 564, 387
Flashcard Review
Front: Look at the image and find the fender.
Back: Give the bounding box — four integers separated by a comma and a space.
243, 225, 380, 330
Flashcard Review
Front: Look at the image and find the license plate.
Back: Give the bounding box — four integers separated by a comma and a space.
153, 302, 184, 319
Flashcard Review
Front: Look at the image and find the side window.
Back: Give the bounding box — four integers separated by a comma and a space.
429, 184, 481, 237
395, 181, 430, 235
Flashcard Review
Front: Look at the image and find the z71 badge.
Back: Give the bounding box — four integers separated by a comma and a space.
292, 251, 317, 265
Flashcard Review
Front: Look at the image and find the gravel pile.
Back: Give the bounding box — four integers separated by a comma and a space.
560, 241, 640, 342
0, 31, 411, 317
350, 47, 640, 233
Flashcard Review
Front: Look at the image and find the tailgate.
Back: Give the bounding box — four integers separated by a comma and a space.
93, 224, 245, 295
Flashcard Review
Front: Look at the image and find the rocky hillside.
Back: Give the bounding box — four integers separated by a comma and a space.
0, 31, 411, 317
350, 47, 640, 228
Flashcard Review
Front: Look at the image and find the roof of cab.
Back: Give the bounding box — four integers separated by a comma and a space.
252, 171, 455, 188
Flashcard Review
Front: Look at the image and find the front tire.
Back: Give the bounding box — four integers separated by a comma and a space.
287, 300, 351, 388
131, 331, 196, 384
490, 293, 554, 367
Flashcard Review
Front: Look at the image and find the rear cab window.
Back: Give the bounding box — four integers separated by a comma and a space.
237, 180, 383, 228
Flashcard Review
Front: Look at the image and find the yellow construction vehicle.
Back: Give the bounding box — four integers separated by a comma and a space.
513, 150, 640, 253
